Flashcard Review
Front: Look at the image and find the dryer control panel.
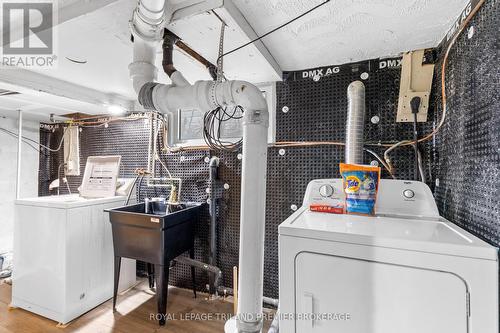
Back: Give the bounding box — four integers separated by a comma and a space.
303, 179, 440, 218
303, 179, 345, 208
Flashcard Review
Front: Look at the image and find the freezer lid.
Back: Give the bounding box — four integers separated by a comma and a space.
15, 194, 126, 208
279, 208, 498, 261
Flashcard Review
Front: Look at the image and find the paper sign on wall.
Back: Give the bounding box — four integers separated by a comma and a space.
80, 156, 121, 198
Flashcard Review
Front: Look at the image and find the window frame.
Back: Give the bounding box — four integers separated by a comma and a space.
170, 82, 276, 148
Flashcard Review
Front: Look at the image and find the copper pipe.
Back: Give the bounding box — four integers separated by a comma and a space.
233, 266, 238, 315
174, 40, 217, 80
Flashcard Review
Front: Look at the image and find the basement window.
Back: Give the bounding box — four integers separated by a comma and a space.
179, 108, 204, 141
172, 83, 276, 147
219, 105, 244, 138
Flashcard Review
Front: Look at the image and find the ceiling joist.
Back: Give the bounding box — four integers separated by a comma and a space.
0, 67, 135, 111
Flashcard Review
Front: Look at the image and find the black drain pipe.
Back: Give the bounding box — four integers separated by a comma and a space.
174, 157, 222, 296
410, 96, 421, 181
159, 35, 223, 296
175, 256, 222, 291
162, 29, 178, 77
209, 156, 220, 293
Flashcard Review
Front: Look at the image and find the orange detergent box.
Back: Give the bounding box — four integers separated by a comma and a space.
339, 163, 381, 215
309, 204, 344, 214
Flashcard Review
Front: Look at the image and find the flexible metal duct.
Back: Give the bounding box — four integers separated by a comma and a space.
345, 81, 366, 164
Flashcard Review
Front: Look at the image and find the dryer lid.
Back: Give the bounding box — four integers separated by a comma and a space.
279, 208, 498, 261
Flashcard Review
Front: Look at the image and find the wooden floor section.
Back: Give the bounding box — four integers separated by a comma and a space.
0, 279, 273, 333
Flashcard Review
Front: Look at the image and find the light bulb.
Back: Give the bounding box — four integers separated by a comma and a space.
107, 104, 125, 115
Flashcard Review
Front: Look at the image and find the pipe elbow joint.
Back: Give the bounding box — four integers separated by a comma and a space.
216, 80, 268, 112
213, 80, 269, 128
136, 79, 269, 130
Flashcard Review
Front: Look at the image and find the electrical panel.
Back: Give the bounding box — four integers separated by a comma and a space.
396, 50, 435, 122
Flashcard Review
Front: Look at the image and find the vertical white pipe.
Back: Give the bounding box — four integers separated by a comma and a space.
129, 0, 173, 95
236, 109, 269, 332
130, 40, 158, 94
137, 0, 165, 21
147, 79, 269, 332
16, 110, 22, 199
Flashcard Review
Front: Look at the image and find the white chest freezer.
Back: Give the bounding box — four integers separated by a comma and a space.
12, 194, 136, 325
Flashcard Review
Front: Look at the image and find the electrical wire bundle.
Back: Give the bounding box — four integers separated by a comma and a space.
200, 12, 245, 152
0, 125, 66, 155
70, 113, 148, 128
203, 105, 244, 151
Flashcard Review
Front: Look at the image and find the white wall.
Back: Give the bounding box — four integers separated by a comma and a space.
0, 115, 39, 254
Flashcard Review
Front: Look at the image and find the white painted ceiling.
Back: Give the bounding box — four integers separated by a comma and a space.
0, 0, 468, 120
231, 0, 469, 69
0, 85, 111, 121
31, 0, 211, 100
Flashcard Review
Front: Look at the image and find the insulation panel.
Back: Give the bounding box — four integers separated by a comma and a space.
38, 0, 499, 299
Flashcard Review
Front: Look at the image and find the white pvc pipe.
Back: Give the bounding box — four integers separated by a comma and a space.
130, 40, 158, 94
128, 2, 270, 329
236, 108, 269, 332
129, 0, 172, 94
149, 79, 269, 332
137, 0, 165, 22
170, 70, 189, 87
152, 80, 267, 116
16, 110, 22, 199
153, 80, 213, 112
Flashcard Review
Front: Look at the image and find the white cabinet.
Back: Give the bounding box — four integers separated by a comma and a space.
12, 195, 136, 324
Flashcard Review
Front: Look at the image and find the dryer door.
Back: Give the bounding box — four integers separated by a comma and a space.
295, 252, 468, 333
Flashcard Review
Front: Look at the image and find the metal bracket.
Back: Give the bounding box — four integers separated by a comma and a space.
396, 49, 435, 122
56, 322, 71, 329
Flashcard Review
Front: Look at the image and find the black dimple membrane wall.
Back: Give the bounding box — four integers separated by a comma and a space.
431, 0, 499, 245
39, 0, 499, 299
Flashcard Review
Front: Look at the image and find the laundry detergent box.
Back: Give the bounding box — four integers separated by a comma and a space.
340, 163, 381, 215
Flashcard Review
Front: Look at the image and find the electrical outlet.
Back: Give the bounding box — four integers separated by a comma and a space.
396, 50, 434, 122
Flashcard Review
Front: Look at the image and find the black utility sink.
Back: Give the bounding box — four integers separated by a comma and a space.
106, 202, 204, 325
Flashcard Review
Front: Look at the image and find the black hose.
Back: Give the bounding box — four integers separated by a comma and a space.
162, 29, 178, 77
124, 175, 140, 206
410, 97, 421, 181
137, 175, 145, 201
208, 157, 219, 293
413, 114, 419, 180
